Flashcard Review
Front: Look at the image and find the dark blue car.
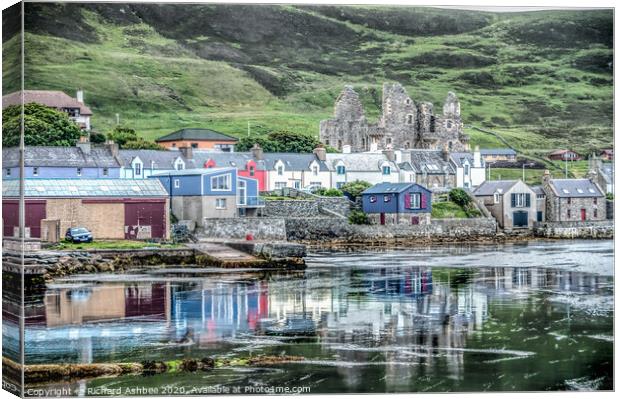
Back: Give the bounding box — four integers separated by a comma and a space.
65, 227, 93, 243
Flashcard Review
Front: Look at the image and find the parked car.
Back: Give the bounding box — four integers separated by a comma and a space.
65, 227, 93, 243
300, 184, 322, 194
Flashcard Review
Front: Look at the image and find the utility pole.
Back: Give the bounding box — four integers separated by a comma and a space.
247, 121, 250, 137
565, 157, 568, 178
116, 113, 120, 125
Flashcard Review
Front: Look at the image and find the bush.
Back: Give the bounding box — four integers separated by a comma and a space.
348, 210, 370, 225
606, 193, 613, 200
340, 180, 372, 199
449, 188, 471, 207
316, 188, 343, 197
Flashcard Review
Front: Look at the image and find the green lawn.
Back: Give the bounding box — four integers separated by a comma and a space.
51, 240, 183, 251
431, 201, 469, 218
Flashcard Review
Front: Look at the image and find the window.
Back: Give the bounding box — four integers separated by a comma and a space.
464, 165, 469, 175
336, 182, 345, 189
410, 193, 421, 209
511, 193, 530, 208
337, 140, 342, 149
191, 143, 198, 148
216, 198, 227, 209
6, 168, 10, 177
102, 168, 108, 176
593, 197, 598, 205
494, 193, 500, 204
537, 194, 545, 199
174, 179, 180, 188
386, 138, 392, 145
211, 174, 231, 191
384, 195, 391, 203
77, 168, 82, 176
312, 165, 318, 176
567, 197, 571, 205
325, 139, 330, 146
275, 182, 287, 189
407, 114, 413, 124
277, 165, 284, 176
249, 166, 255, 176
33, 167, 39, 176
175, 161, 184, 171
382, 166, 391, 175
594, 209, 598, 218
405, 98, 411, 105
337, 165, 345, 175
567, 209, 571, 219
464, 182, 470, 188
405, 142, 410, 149
294, 181, 301, 189
447, 120, 452, 129
369, 195, 377, 203
134, 163, 141, 176
172, 143, 176, 147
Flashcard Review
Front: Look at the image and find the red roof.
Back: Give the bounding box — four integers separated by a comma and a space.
548, 149, 578, 156
2, 90, 93, 115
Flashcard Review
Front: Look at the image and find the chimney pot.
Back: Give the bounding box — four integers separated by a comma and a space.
76, 89, 84, 104
179, 146, 193, 160
313, 145, 327, 161
251, 143, 264, 160
104, 140, 119, 157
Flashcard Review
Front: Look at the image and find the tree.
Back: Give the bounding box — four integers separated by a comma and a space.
348, 210, 370, 225
448, 188, 471, 207
236, 130, 329, 153
2, 103, 83, 147
107, 126, 163, 150
340, 180, 372, 199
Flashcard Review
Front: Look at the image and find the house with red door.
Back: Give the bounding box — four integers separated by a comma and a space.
541, 170, 606, 222
2, 179, 170, 240
361, 182, 432, 225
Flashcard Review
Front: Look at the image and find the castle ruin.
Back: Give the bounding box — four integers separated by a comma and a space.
319, 83, 469, 152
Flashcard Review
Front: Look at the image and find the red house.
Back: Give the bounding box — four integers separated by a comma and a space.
548, 149, 581, 161
198, 153, 268, 191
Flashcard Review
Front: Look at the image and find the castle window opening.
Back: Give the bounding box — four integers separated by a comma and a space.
405, 142, 410, 149
407, 114, 413, 124
386, 138, 392, 145
447, 121, 452, 129
338, 140, 342, 149
405, 98, 411, 105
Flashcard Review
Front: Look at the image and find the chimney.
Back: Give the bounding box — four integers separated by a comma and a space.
251, 143, 264, 160
76, 89, 84, 104
342, 144, 351, 154
104, 140, 119, 157
383, 145, 395, 162
179, 145, 193, 160
442, 144, 449, 161
76, 135, 91, 155
542, 169, 551, 185
473, 145, 481, 168
395, 150, 402, 164
313, 145, 327, 161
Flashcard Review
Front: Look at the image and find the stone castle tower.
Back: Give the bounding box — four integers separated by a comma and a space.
319, 83, 469, 152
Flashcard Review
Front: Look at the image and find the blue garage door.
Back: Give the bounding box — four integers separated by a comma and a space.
513, 211, 528, 227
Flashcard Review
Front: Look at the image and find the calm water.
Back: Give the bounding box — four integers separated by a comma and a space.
8, 240, 614, 394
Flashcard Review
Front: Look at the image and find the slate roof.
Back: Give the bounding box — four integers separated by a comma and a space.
362, 182, 425, 195
480, 148, 517, 156
192, 151, 268, 171
530, 185, 545, 196
325, 153, 397, 172
404, 150, 455, 174
2, 179, 168, 198
473, 180, 518, 196
548, 179, 604, 198
2, 90, 93, 115
116, 149, 194, 169
398, 162, 415, 171
264, 153, 329, 171
449, 152, 474, 167
2, 146, 120, 168
155, 128, 238, 143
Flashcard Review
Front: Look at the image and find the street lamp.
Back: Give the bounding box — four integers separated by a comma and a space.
522, 162, 534, 181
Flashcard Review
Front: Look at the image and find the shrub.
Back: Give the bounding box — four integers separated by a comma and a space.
317, 188, 343, 197
340, 180, 372, 199
606, 193, 613, 200
449, 188, 471, 207
348, 210, 370, 225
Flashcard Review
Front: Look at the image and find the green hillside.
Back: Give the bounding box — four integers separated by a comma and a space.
2, 3, 613, 156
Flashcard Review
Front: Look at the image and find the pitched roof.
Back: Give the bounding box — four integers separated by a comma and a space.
449, 152, 474, 167
155, 128, 238, 143
2, 90, 93, 115
192, 151, 268, 171
325, 153, 397, 172
150, 167, 236, 177
2, 146, 120, 168
530, 185, 545, 195
2, 179, 168, 198
548, 149, 578, 156
404, 150, 455, 174
362, 182, 427, 195
480, 148, 517, 156
548, 179, 604, 198
473, 180, 518, 196
116, 149, 193, 170
264, 153, 329, 171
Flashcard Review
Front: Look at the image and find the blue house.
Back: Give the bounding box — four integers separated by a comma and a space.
2, 143, 121, 179
361, 182, 432, 225
149, 168, 263, 224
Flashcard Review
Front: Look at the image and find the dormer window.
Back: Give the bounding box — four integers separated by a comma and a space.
134, 163, 141, 176
103, 168, 108, 176
494, 192, 500, 204
77, 167, 82, 176
33, 167, 39, 176
464, 165, 469, 175
312, 165, 318, 176
382, 166, 391, 175
277, 165, 284, 176
6, 168, 11, 177
249, 165, 255, 176
337, 165, 345, 175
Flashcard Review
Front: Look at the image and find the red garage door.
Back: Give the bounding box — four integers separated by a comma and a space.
2, 200, 46, 238
124, 201, 166, 239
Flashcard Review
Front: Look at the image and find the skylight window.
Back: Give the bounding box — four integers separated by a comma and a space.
562, 189, 570, 194
577, 189, 583, 194
588, 188, 595, 193
100, 186, 110, 191
36, 187, 45, 192
132, 186, 141, 192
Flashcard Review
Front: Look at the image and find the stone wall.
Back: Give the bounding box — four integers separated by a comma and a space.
317, 197, 354, 217
263, 200, 319, 217
533, 221, 613, 238
201, 217, 287, 240
285, 217, 497, 243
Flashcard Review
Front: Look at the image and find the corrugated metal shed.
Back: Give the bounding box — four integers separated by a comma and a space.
2, 179, 168, 198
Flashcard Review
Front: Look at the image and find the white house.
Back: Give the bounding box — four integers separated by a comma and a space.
117, 149, 190, 179
449, 146, 486, 189
262, 151, 331, 190
324, 151, 401, 188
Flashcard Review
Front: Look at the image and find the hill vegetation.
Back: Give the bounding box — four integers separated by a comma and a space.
2, 3, 612, 156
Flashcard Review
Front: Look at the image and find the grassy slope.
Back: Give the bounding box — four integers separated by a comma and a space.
3, 5, 612, 154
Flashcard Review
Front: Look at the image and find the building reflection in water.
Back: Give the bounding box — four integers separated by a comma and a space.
21, 266, 607, 386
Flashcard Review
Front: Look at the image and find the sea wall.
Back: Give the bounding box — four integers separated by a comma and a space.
202, 217, 287, 240
533, 221, 614, 239
284, 217, 498, 244
262, 197, 353, 218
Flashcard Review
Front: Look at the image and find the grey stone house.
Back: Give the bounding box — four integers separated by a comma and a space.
403, 149, 457, 190
541, 171, 606, 222
530, 186, 546, 222
473, 180, 537, 229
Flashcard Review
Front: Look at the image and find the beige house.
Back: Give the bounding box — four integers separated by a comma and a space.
473, 180, 537, 229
